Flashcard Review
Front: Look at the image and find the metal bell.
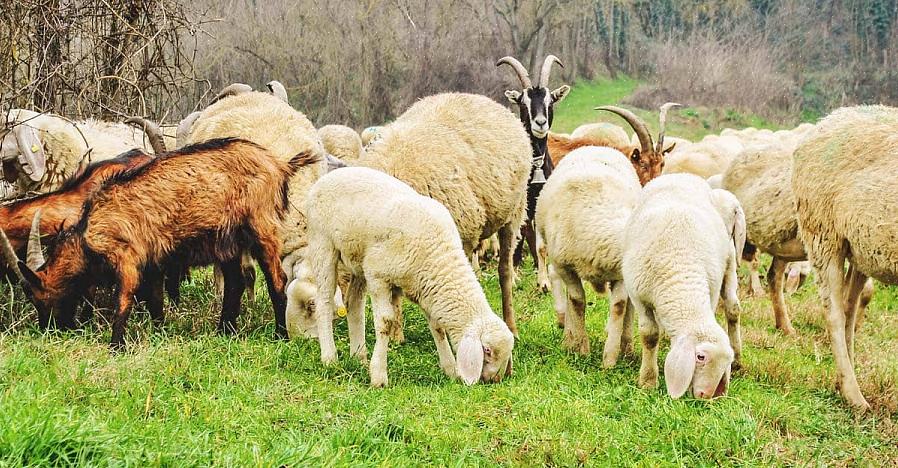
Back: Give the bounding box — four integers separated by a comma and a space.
531, 167, 547, 184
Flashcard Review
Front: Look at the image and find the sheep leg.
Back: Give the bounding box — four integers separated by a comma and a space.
345, 275, 368, 364
821, 257, 869, 410
498, 224, 519, 337
723, 254, 743, 367
635, 300, 659, 389
110, 264, 141, 350
621, 300, 634, 356
217, 258, 245, 335
842, 265, 868, 363
557, 267, 589, 355
311, 242, 339, 365
548, 263, 567, 328
388, 288, 405, 344
426, 314, 457, 379
767, 257, 795, 335
748, 255, 764, 297
855, 279, 874, 332
522, 224, 549, 293
241, 253, 257, 302
368, 279, 398, 388
602, 280, 629, 368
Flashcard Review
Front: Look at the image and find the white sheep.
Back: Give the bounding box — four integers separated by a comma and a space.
2, 109, 160, 197
317, 124, 363, 160
535, 146, 641, 365
360, 126, 383, 146
571, 122, 631, 148
288, 93, 531, 339
792, 105, 898, 410
622, 173, 744, 399
307, 166, 514, 387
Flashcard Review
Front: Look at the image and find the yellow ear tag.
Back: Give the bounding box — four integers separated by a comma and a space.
336, 306, 347, 318
31, 144, 40, 153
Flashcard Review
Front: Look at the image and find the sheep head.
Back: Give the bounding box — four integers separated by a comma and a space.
497, 55, 571, 139
665, 333, 734, 400
595, 102, 681, 185
457, 316, 514, 385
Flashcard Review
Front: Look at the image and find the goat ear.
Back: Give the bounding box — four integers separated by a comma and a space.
17, 260, 43, 291
551, 85, 571, 103
664, 335, 696, 398
662, 142, 677, 154
456, 333, 484, 385
504, 90, 522, 104
12, 125, 46, 182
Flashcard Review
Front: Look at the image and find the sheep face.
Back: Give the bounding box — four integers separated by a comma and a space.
665, 334, 734, 399
457, 320, 514, 384
1, 124, 47, 183
285, 277, 319, 338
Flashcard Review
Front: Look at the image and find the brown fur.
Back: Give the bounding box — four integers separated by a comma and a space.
0, 149, 152, 255
548, 133, 635, 167
19, 138, 313, 348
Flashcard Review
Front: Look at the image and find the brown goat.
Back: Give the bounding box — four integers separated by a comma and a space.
1, 138, 312, 348
593, 103, 681, 185
547, 133, 634, 167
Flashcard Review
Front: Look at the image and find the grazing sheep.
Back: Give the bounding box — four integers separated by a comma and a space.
0, 138, 312, 348
535, 146, 641, 363
792, 105, 898, 410
2, 110, 163, 196
317, 124, 363, 160
307, 167, 514, 387
622, 174, 744, 399
184, 91, 328, 276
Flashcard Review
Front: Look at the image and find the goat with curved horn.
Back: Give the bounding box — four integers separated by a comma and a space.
0, 226, 26, 284
595, 105, 655, 158
496, 56, 532, 88
538, 55, 564, 88
125, 117, 167, 154
656, 102, 682, 154
26, 209, 45, 270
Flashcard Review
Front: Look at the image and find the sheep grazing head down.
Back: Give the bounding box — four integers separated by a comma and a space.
596, 103, 681, 185
665, 333, 734, 400
497, 55, 571, 139
457, 318, 515, 385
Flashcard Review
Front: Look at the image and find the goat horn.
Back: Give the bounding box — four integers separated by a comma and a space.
212, 83, 252, 103
656, 102, 682, 153
496, 56, 532, 88
176, 111, 201, 147
595, 105, 654, 157
125, 117, 167, 154
539, 55, 564, 88
267, 80, 288, 104
0, 226, 26, 283
26, 209, 44, 270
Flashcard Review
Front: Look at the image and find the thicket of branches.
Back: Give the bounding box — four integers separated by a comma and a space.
2, 0, 897, 126
0, 0, 213, 122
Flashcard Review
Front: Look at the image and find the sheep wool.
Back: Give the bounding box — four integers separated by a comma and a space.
318, 124, 363, 160
306, 166, 514, 387
792, 105, 898, 409
570, 122, 631, 148
185, 92, 328, 267
622, 173, 743, 400
535, 146, 640, 362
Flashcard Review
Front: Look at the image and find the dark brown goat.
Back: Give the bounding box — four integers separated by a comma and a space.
1, 138, 313, 348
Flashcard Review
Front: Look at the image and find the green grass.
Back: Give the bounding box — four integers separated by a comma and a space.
0, 259, 896, 465
553, 76, 787, 140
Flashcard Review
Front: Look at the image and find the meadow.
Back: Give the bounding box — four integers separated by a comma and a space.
0, 79, 896, 466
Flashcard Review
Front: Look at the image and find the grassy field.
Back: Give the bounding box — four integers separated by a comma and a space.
1, 79, 897, 465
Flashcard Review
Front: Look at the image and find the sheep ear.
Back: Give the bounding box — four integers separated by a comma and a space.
551, 85, 571, 103
12, 125, 46, 182
504, 90, 522, 104
664, 335, 696, 398
456, 333, 484, 385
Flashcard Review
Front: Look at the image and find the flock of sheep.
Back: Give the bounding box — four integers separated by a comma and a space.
0, 55, 895, 411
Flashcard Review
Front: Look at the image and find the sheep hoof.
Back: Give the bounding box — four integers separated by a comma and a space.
538, 282, 550, 294
321, 352, 338, 365
370, 376, 388, 388
778, 323, 797, 336
563, 337, 590, 356
638, 374, 658, 389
